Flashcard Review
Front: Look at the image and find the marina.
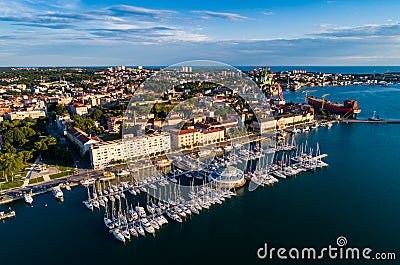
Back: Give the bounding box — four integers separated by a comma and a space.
75, 139, 328, 243
1, 118, 399, 265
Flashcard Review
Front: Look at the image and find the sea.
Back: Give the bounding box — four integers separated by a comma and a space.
146, 65, 400, 74
40, 65, 399, 75
1, 78, 400, 264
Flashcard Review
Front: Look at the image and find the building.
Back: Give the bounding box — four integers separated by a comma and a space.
68, 103, 88, 116
275, 113, 314, 130
170, 129, 202, 149
4, 110, 46, 120
107, 116, 127, 133
170, 127, 225, 149
66, 127, 101, 156
89, 138, 147, 169
89, 132, 171, 169
146, 132, 171, 155
0, 105, 12, 115
252, 117, 276, 134
202, 128, 225, 145
56, 113, 73, 135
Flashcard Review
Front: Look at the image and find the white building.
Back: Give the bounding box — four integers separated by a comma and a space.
4, 110, 46, 120
68, 103, 88, 116
252, 118, 277, 134
89, 132, 171, 169
202, 128, 225, 145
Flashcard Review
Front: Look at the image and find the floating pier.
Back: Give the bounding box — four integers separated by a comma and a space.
343, 119, 400, 124
0, 210, 16, 220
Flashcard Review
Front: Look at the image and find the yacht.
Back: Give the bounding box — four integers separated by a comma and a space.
141, 218, 155, 234
198, 149, 212, 157
368, 111, 381, 121
166, 210, 183, 223
52, 186, 64, 201
150, 219, 160, 230
98, 198, 105, 208
80, 178, 96, 186
112, 229, 126, 243
135, 206, 147, 218
168, 177, 178, 183
128, 224, 138, 237
84, 200, 93, 211
24, 193, 33, 205
292, 127, 301, 134
92, 200, 100, 209
121, 227, 131, 240
234, 143, 243, 148
134, 221, 145, 236
104, 216, 113, 228
148, 183, 157, 190
224, 145, 233, 151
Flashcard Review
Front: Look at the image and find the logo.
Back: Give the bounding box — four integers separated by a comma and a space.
257, 236, 396, 261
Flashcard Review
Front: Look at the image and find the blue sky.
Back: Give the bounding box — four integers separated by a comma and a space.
0, 0, 399, 66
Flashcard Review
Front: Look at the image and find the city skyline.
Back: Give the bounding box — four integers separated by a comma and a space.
1, 0, 400, 66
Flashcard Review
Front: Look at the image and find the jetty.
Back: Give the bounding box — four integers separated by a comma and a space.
0, 209, 16, 220
342, 119, 400, 124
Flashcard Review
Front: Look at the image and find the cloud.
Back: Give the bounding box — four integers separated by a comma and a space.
318, 23, 333, 28
86, 26, 208, 43
312, 23, 400, 38
262, 12, 274, 16
192, 10, 248, 21
11, 23, 73, 29
108, 5, 177, 17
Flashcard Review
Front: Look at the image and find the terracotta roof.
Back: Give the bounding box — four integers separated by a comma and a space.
178, 129, 199, 135
203, 128, 222, 134
68, 127, 100, 144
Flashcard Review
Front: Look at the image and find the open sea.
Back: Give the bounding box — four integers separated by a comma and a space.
1, 82, 400, 264
144, 65, 400, 74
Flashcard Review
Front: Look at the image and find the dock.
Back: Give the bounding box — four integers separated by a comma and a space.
342, 119, 400, 124
0, 210, 16, 220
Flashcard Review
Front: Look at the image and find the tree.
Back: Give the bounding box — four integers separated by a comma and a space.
12, 128, 27, 146
2, 142, 16, 154
19, 150, 33, 163
92, 108, 103, 121
0, 153, 24, 182
20, 126, 36, 138
34, 141, 48, 152
54, 104, 68, 115
44, 136, 57, 147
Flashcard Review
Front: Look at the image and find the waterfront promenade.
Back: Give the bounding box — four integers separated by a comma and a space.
0, 133, 272, 205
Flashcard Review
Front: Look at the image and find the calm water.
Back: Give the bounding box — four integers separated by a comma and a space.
1, 85, 400, 265
238, 66, 400, 74
135, 66, 400, 74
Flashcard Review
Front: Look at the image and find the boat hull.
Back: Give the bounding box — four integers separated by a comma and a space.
307, 96, 361, 118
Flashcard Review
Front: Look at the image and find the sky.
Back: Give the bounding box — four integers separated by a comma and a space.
0, 0, 400, 66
